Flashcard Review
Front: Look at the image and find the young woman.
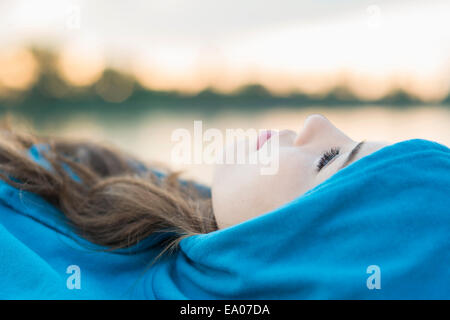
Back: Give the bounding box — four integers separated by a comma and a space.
212, 114, 388, 228
0, 114, 448, 299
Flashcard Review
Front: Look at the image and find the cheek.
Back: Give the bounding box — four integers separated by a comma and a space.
211, 162, 262, 228
212, 150, 315, 229
269, 150, 316, 201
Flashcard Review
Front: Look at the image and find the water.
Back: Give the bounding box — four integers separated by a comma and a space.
33, 105, 450, 184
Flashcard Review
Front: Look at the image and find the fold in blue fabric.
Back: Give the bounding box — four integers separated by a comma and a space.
0, 139, 449, 299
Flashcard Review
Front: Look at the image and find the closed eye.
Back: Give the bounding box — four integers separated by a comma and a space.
316, 147, 340, 171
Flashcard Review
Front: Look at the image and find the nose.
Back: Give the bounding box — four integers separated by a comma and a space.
294, 114, 348, 146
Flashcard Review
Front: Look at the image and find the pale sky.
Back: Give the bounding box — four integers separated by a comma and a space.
0, 0, 449, 99
0, 0, 430, 47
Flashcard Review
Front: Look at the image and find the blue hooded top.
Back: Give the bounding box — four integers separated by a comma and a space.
0, 139, 449, 299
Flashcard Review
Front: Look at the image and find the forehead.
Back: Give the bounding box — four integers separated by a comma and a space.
353, 141, 387, 163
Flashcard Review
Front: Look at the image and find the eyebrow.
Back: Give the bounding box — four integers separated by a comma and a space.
339, 141, 365, 169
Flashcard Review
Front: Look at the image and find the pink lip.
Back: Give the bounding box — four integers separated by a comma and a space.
257, 130, 274, 150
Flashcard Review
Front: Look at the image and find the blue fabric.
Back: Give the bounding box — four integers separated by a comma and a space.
0, 139, 449, 299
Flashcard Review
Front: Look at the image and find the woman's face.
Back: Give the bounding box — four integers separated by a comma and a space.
212, 114, 388, 229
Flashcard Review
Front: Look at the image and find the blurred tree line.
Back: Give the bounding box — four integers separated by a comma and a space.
0, 47, 448, 125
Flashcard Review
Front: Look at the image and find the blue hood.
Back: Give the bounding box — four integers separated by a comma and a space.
0, 139, 449, 299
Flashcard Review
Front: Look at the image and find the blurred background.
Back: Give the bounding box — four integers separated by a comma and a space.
0, 0, 448, 183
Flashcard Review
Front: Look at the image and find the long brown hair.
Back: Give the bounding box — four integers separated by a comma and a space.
0, 121, 217, 254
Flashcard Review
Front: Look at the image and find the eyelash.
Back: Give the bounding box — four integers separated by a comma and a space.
317, 147, 340, 171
